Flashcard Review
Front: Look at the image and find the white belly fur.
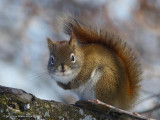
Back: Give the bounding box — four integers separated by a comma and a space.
73, 68, 102, 101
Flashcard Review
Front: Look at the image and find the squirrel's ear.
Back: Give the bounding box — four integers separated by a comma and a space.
69, 32, 77, 48
47, 37, 55, 51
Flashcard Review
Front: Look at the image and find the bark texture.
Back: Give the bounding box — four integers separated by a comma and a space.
0, 85, 144, 120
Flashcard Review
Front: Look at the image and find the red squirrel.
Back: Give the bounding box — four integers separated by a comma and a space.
47, 17, 141, 110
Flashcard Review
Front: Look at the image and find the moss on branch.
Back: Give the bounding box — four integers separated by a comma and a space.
0, 85, 147, 120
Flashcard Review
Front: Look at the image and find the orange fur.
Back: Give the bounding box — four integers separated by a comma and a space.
63, 18, 141, 106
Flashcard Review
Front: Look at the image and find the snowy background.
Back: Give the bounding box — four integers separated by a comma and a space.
0, 0, 160, 119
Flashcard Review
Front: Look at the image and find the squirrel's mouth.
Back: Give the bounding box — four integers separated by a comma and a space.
55, 73, 70, 76
54, 70, 73, 77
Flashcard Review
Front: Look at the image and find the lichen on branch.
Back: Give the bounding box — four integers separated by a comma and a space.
0, 85, 150, 120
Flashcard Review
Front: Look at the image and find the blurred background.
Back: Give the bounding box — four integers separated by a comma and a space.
0, 0, 160, 119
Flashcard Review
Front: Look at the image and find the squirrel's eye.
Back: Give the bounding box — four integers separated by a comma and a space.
70, 53, 75, 63
50, 55, 54, 64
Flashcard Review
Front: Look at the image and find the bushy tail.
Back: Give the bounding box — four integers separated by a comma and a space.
63, 17, 141, 100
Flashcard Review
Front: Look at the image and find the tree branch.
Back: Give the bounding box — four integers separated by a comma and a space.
0, 85, 154, 120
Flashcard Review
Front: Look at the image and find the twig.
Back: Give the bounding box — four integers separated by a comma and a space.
89, 99, 155, 120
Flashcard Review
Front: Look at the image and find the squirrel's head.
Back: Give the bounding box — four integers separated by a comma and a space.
47, 33, 83, 84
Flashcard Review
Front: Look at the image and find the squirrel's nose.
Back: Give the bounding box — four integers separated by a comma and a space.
61, 64, 66, 72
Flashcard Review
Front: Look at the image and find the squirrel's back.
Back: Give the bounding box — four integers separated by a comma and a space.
63, 17, 141, 109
